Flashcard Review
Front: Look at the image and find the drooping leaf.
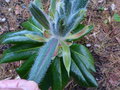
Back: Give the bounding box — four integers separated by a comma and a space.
22, 18, 43, 33
25, 34, 47, 42
71, 51, 98, 87
61, 41, 71, 76
34, 0, 43, 9
0, 45, 40, 64
66, 25, 93, 40
70, 44, 95, 68
29, 3, 50, 29
28, 38, 58, 83
51, 57, 62, 90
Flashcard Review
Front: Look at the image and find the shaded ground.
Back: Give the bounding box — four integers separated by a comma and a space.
0, 0, 120, 90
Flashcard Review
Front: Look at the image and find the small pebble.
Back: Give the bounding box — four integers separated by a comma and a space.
0, 18, 6, 22
22, 5, 26, 9
8, 8, 12, 11
98, 0, 104, 3
5, 0, 10, 3
111, 3, 116, 11
86, 44, 91, 47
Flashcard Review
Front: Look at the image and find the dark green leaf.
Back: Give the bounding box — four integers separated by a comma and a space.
70, 59, 89, 86
51, 57, 62, 90
28, 38, 58, 83
16, 54, 37, 79
39, 68, 52, 90
71, 51, 98, 87
71, 44, 95, 68
60, 58, 70, 89
22, 17, 43, 33
0, 45, 40, 64
29, 3, 50, 29
71, 24, 85, 34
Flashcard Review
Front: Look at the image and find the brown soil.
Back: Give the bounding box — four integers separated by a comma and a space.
0, 0, 120, 90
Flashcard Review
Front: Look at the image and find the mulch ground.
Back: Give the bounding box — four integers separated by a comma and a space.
0, 0, 120, 90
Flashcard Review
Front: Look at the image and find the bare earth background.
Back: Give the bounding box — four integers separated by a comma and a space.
0, 0, 120, 90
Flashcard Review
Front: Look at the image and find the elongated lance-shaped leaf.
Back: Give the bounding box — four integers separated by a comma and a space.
33, 0, 43, 9
1, 36, 40, 44
70, 44, 95, 68
66, 25, 93, 40
71, 50, 98, 87
71, 50, 95, 72
49, 0, 57, 18
60, 58, 70, 88
0, 45, 39, 64
3, 44, 42, 55
61, 41, 71, 76
70, 59, 89, 86
25, 34, 47, 42
71, 24, 85, 34
63, 0, 72, 16
51, 57, 62, 90
29, 3, 50, 30
0, 30, 42, 44
71, 0, 88, 13
28, 38, 58, 83
17, 54, 52, 89
65, 9, 86, 35
22, 18, 43, 33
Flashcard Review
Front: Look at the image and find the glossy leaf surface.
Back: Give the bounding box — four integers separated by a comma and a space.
70, 44, 95, 68
71, 50, 98, 87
